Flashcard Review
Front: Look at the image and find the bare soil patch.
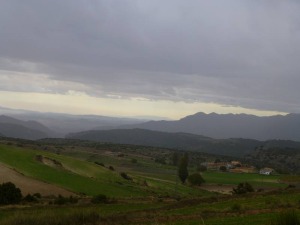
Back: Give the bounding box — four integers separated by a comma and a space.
0, 162, 74, 196
35, 155, 65, 170
200, 184, 234, 194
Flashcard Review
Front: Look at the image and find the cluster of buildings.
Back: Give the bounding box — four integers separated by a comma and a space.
201, 160, 274, 175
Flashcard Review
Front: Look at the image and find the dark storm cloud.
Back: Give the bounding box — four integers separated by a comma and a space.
1, 0, 300, 112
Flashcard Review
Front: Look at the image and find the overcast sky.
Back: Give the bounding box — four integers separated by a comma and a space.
0, 0, 300, 119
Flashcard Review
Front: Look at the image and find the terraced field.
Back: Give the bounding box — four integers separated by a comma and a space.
0, 143, 211, 197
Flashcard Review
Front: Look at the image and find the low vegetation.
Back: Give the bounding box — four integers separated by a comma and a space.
232, 182, 254, 195
0, 182, 22, 205
187, 173, 205, 186
270, 210, 300, 225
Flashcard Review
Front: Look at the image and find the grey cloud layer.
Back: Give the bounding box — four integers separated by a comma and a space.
1, 0, 300, 112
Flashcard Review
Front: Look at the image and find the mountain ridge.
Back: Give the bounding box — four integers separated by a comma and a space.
0, 115, 55, 140
121, 112, 300, 141
67, 128, 262, 157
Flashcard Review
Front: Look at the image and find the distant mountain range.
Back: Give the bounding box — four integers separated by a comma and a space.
0, 111, 300, 157
121, 112, 300, 141
0, 106, 146, 135
0, 115, 54, 140
1, 109, 300, 157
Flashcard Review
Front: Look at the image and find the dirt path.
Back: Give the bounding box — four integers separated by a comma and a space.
0, 163, 75, 196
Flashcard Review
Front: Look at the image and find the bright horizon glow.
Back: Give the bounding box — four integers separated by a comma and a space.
0, 90, 287, 120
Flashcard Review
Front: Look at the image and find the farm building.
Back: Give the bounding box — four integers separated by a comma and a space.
259, 167, 274, 175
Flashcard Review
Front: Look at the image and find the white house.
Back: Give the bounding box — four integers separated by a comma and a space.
259, 167, 274, 175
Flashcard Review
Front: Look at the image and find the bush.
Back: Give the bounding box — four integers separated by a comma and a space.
219, 166, 227, 172
232, 182, 254, 194
54, 195, 78, 205
108, 166, 115, 171
197, 165, 207, 172
270, 210, 300, 225
155, 157, 166, 165
0, 182, 22, 205
33, 193, 42, 198
91, 194, 108, 204
187, 173, 205, 186
23, 194, 38, 203
230, 203, 242, 212
95, 162, 105, 167
54, 195, 68, 205
120, 172, 132, 181
131, 158, 137, 164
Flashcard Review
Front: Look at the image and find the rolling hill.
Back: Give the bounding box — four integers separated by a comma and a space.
0, 115, 55, 140
0, 106, 146, 135
0, 123, 49, 140
67, 128, 262, 157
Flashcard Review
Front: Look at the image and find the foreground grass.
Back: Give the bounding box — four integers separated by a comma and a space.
0, 189, 299, 225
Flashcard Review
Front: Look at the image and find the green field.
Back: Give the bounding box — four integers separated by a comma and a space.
202, 171, 285, 188
0, 143, 211, 197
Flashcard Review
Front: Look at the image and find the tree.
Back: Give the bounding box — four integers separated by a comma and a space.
171, 152, 179, 166
188, 173, 205, 186
0, 182, 22, 205
197, 165, 207, 172
91, 194, 108, 204
178, 153, 189, 184
219, 165, 227, 172
232, 182, 254, 194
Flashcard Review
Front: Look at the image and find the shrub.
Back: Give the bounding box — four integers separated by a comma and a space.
91, 194, 108, 204
68, 195, 79, 204
270, 210, 300, 225
232, 182, 254, 194
197, 165, 207, 172
108, 166, 115, 171
54, 195, 78, 205
155, 157, 166, 165
54, 195, 68, 205
33, 193, 42, 198
23, 194, 38, 203
120, 172, 132, 181
131, 158, 137, 164
95, 162, 105, 167
219, 166, 227, 172
230, 203, 242, 212
187, 173, 205, 186
0, 182, 22, 205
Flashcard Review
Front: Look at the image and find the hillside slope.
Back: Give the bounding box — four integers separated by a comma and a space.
0, 162, 73, 196
67, 128, 261, 157
0, 123, 49, 140
0, 143, 151, 197
0, 115, 56, 139
246, 147, 300, 173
